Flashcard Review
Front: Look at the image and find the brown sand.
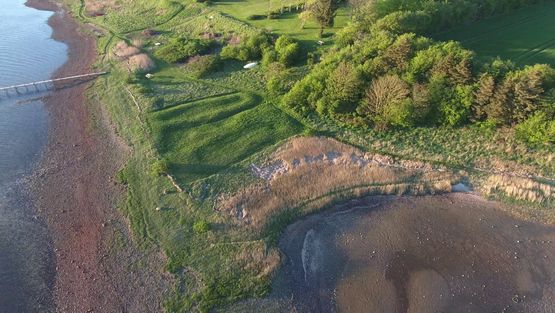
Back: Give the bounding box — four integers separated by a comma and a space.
26, 0, 168, 312
276, 194, 555, 313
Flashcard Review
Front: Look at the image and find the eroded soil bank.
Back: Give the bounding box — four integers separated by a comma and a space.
276, 193, 555, 313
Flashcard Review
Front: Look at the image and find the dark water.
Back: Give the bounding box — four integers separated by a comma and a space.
0, 0, 67, 311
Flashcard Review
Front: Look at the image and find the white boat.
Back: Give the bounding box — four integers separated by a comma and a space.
243, 62, 258, 69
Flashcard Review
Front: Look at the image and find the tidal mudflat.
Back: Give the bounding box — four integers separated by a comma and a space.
277, 194, 555, 313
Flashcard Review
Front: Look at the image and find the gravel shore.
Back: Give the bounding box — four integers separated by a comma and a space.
26, 1, 168, 311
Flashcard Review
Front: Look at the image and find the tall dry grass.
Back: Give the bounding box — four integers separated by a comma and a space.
218, 137, 456, 229
481, 174, 554, 204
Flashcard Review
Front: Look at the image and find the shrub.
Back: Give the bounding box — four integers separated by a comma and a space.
220, 33, 272, 62
515, 110, 555, 146
186, 55, 221, 78
275, 36, 301, 67
151, 159, 169, 176
155, 37, 211, 63
261, 48, 278, 68
246, 14, 266, 20
265, 62, 292, 96
193, 220, 211, 234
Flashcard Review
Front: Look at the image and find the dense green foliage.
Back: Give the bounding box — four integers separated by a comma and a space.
221, 34, 302, 67
192, 220, 211, 234
220, 33, 272, 62
185, 55, 221, 78
302, 0, 341, 36
357, 0, 549, 34
282, 0, 555, 144
155, 37, 211, 63
515, 106, 555, 146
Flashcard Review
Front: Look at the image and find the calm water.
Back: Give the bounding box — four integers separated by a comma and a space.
0, 0, 67, 311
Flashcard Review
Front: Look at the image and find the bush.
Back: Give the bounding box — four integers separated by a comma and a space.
186, 55, 221, 78
261, 48, 278, 67
155, 37, 211, 63
515, 110, 555, 146
220, 33, 272, 62
265, 62, 292, 96
275, 36, 301, 67
193, 220, 211, 234
246, 14, 266, 20
151, 159, 169, 176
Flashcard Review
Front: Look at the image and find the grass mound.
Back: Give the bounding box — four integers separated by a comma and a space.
149, 93, 303, 183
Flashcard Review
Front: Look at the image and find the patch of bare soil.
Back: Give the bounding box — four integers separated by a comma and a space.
275, 194, 555, 313
26, 0, 169, 311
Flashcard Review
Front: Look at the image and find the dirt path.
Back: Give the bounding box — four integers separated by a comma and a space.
26, 0, 169, 311
276, 194, 555, 313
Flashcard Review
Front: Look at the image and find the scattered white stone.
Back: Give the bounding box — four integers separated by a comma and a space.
452, 182, 470, 192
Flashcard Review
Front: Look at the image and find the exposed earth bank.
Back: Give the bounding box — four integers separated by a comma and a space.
26, 0, 169, 311
276, 193, 555, 313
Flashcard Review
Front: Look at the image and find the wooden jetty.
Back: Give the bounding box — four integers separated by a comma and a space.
0, 71, 107, 98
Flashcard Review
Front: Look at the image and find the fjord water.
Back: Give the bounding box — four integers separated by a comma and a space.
0, 0, 67, 311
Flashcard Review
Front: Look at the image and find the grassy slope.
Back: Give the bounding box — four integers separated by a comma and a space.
436, 1, 555, 66
150, 93, 302, 183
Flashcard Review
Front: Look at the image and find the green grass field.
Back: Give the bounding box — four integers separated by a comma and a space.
149, 93, 302, 183
212, 0, 351, 49
437, 2, 555, 66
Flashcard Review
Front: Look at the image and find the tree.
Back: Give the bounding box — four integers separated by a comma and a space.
486, 78, 514, 125
511, 65, 555, 122
358, 74, 412, 128
303, 0, 339, 37
325, 62, 363, 113
472, 74, 495, 121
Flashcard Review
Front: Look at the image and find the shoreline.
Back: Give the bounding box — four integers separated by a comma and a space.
25, 0, 169, 311
25, 0, 123, 311
26, 1, 169, 311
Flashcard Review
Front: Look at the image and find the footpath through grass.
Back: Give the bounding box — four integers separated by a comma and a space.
437, 1, 555, 66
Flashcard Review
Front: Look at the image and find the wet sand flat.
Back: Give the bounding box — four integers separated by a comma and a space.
277, 194, 555, 313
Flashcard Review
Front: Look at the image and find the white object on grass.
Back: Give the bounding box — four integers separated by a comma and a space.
145, 73, 153, 79
243, 62, 258, 69
154, 42, 161, 46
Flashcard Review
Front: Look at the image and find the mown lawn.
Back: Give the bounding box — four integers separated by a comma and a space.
436, 1, 555, 66
212, 0, 351, 49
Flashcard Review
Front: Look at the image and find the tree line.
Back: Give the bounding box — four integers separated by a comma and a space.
277, 0, 555, 145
